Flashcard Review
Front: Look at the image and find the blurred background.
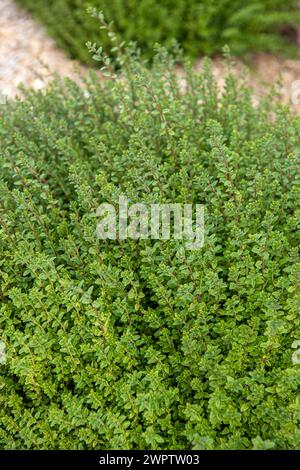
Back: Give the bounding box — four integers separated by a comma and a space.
1, 0, 300, 110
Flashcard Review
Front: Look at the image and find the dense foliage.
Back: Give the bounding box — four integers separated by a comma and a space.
0, 47, 300, 450
17, 0, 300, 64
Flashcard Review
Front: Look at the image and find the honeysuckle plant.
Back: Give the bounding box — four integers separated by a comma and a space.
0, 37, 299, 450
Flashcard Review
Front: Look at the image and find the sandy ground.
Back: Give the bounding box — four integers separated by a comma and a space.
1, 0, 300, 112
196, 53, 300, 111
0, 0, 87, 98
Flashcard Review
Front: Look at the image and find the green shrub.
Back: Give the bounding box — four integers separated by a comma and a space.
17, 0, 300, 64
0, 47, 300, 450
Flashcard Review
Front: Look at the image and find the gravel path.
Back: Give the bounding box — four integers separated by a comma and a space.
1, 0, 300, 112
0, 0, 86, 98
196, 53, 300, 111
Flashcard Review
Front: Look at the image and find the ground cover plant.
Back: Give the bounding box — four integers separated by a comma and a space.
0, 33, 300, 449
17, 0, 300, 64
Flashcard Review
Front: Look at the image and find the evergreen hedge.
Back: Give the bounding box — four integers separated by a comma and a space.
17, 0, 300, 64
0, 47, 300, 449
